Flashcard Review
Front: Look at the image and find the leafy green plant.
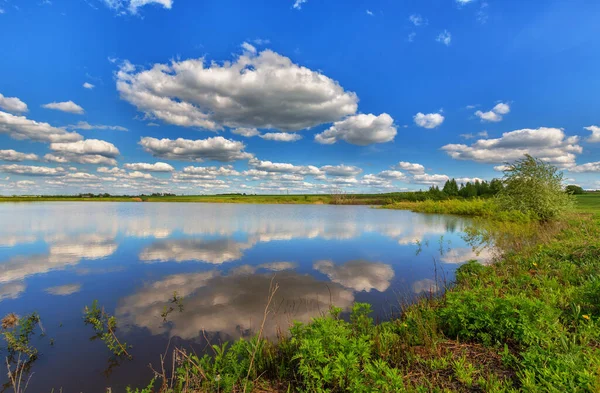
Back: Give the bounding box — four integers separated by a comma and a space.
83, 300, 131, 358
498, 155, 574, 221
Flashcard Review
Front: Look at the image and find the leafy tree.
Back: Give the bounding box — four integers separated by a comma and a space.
489, 179, 504, 195
565, 185, 584, 195
497, 155, 574, 220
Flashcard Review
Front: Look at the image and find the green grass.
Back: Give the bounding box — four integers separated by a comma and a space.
575, 192, 600, 213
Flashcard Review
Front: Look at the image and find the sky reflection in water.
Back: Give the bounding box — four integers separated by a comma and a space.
0, 202, 491, 390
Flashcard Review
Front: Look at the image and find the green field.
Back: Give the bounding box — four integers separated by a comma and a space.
574, 192, 600, 212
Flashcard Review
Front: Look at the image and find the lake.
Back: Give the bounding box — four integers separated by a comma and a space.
0, 203, 491, 391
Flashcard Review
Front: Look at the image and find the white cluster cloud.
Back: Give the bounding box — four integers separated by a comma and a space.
475, 102, 510, 122
260, 132, 303, 142
414, 112, 445, 129
232, 128, 260, 137
584, 125, 600, 143
442, 127, 582, 166
412, 173, 450, 186
436, 30, 452, 46
139, 136, 253, 162
42, 101, 85, 114
83, 82, 95, 89
0, 93, 28, 113
0, 164, 65, 176
292, 0, 307, 10
0, 111, 82, 143
123, 162, 174, 172
0, 149, 39, 162
103, 0, 172, 14
248, 158, 321, 175
569, 162, 600, 173
409, 14, 425, 26
69, 121, 128, 131
46, 139, 120, 166
116, 49, 358, 132
45, 283, 81, 296
315, 113, 397, 145
321, 164, 362, 177
397, 161, 425, 174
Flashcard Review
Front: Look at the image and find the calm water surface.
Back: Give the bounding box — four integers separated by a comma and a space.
0, 203, 490, 391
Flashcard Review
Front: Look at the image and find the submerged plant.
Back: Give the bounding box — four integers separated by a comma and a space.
83, 300, 131, 359
161, 291, 184, 322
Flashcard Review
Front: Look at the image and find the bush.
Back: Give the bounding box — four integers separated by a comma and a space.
497, 155, 574, 221
566, 184, 585, 195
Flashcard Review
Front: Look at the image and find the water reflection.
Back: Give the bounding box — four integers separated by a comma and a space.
0, 202, 488, 391
116, 269, 355, 340
313, 260, 394, 292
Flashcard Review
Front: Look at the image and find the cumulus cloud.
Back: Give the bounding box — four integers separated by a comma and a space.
0, 93, 28, 113
42, 101, 85, 114
0, 164, 65, 176
412, 173, 450, 186
377, 170, 407, 180
124, 162, 174, 172
441, 247, 494, 264
116, 49, 358, 132
314, 113, 397, 145
181, 165, 240, 178
68, 121, 128, 131
475, 102, 510, 122
584, 125, 600, 143
231, 128, 260, 137
103, 0, 172, 14
442, 127, 582, 167
569, 162, 600, 173
139, 137, 253, 162
249, 159, 321, 175
396, 161, 425, 174
0, 149, 39, 162
260, 132, 303, 142
414, 112, 444, 129
83, 82, 95, 89
313, 260, 395, 292
436, 30, 452, 46
0, 111, 82, 143
493, 165, 510, 172
46, 139, 120, 166
320, 164, 362, 177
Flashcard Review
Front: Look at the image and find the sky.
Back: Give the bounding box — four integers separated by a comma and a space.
0, 0, 599, 195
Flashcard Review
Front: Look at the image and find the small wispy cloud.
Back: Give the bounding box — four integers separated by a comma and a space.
83, 82, 95, 89
407, 32, 417, 42
409, 14, 425, 26
293, 0, 307, 10
366, 9, 374, 16
436, 30, 452, 46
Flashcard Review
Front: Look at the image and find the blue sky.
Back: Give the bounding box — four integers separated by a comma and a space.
0, 0, 599, 194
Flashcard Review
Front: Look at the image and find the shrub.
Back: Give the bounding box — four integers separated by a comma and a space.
497, 155, 574, 221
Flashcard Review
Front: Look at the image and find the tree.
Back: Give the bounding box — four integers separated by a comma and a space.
443, 178, 459, 196
497, 155, 574, 221
565, 185, 584, 195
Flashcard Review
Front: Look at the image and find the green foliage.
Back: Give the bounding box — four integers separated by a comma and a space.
497, 155, 574, 221
566, 184, 585, 195
1, 312, 42, 360
83, 300, 131, 358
